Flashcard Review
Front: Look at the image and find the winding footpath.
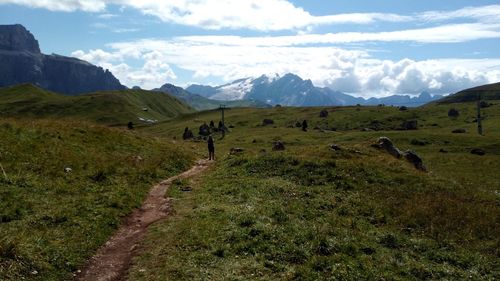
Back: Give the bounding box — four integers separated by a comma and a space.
74, 159, 211, 281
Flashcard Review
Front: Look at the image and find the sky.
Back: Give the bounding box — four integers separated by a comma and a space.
1, 0, 500, 97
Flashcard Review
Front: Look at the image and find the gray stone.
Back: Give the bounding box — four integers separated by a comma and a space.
403, 150, 426, 171
272, 141, 285, 151
375, 137, 402, 158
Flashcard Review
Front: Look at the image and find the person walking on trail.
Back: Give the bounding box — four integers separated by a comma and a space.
208, 135, 215, 160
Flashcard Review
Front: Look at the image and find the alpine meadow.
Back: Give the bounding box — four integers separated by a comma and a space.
1, 1, 499, 280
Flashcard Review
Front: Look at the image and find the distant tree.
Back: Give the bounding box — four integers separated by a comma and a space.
127, 122, 134, 130
302, 120, 308, 132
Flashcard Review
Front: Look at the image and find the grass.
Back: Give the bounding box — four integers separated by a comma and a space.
0, 118, 195, 281
0, 84, 194, 126
128, 100, 500, 280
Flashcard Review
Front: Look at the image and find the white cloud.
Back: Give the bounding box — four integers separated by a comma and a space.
72, 48, 177, 89
72, 38, 500, 96
0, 0, 106, 12
4, 0, 499, 31
178, 23, 500, 46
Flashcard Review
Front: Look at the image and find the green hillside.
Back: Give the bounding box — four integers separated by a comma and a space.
436, 82, 500, 104
0, 84, 194, 125
131, 101, 499, 280
0, 118, 194, 280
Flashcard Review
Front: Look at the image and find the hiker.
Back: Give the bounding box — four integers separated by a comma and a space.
208, 135, 215, 160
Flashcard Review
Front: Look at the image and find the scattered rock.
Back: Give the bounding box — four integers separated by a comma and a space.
448, 108, 460, 118
479, 101, 491, 108
182, 127, 194, 140
374, 137, 427, 171
262, 119, 274, 126
272, 141, 285, 151
374, 137, 402, 158
199, 123, 211, 136
362, 128, 373, 132
439, 148, 448, 153
403, 150, 426, 171
410, 139, 429, 146
401, 120, 418, 130
295, 121, 302, 128
230, 147, 244, 155
64, 167, 72, 173
452, 128, 467, 134
329, 144, 342, 151
260, 149, 267, 153
181, 186, 193, 192
132, 155, 143, 163
319, 109, 329, 118
471, 148, 485, 156
252, 139, 257, 143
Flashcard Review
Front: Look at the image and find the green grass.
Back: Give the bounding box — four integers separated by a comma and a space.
128, 101, 500, 280
0, 118, 195, 281
0, 84, 194, 125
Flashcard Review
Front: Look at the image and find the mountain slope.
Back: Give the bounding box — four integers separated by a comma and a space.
0, 24, 126, 95
436, 82, 500, 104
0, 84, 193, 124
156, 83, 270, 110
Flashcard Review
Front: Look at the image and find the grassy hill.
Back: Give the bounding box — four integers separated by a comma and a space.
130, 101, 499, 280
436, 82, 500, 104
0, 118, 195, 280
0, 84, 194, 125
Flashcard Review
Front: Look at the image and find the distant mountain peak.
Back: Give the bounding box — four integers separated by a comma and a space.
0, 24, 125, 95
0, 24, 40, 53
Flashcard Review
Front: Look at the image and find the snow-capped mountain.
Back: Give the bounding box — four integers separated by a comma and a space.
185, 73, 441, 107
186, 73, 363, 106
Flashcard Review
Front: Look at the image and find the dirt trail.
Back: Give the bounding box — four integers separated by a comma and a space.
74, 159, 211, 281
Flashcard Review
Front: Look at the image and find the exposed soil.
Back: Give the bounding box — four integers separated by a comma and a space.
74, 159, 211, 281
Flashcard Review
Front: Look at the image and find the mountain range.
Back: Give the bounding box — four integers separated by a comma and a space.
186, 73, 442, 107
0, 24, 125, 95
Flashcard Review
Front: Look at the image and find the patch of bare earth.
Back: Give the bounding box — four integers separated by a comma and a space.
74, 159, 211, 281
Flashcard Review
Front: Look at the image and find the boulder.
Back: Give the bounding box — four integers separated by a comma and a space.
471, 148, 485, 156
319, 109, 329, 118
403, 150, 426, 171
199, 123, 211, 136
375, 137, 402, 158
448, 108, 460, 118
399, 106, 408, 111
262, 119, 274, 126
329, 144, 341, 151
183, 127, 194, 140
230, 147, 244, 155
401, 120, 418, 130
272, 141, 285, 151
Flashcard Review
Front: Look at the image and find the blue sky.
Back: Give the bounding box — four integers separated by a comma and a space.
1, 0, 499, 97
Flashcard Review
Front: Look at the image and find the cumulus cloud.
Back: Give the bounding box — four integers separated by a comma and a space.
72, 48, 177, 89
72, 38, 500, 96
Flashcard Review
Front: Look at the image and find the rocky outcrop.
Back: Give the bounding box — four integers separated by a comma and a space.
0, 24, 40, 53
0, 24, 125, 95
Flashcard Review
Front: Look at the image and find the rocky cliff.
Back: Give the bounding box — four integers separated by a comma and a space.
0, 24, 125, 95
